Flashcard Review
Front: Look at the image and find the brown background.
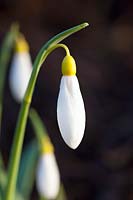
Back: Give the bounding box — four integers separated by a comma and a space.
0, 0, 133, 199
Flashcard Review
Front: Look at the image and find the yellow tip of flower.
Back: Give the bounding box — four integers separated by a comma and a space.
15, 34, 29, 53
62, 55, 76, 76
41, 139, 54, 154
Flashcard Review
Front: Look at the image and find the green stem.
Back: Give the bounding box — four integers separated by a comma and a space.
0, 24, 19, 132
4, 22, 88, 200
29, 108, 49, 151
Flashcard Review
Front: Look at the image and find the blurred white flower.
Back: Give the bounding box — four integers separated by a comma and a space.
57, 55, 86, 149
36, 153, 60, 199
9, 35, 32, 102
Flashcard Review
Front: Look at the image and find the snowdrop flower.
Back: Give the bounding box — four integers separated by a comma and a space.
57, 55, 86, 149
36, 138, 60, 199
9, 35, 32, 102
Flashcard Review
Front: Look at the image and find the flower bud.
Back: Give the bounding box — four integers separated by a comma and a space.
9, 35, 32, 102
57, 56, 86, 149
36, 152, 60, 199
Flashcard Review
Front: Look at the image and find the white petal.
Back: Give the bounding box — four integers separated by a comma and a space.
36, 154, 60, 199
9, 52, 32, 102
57, 75, 86, 149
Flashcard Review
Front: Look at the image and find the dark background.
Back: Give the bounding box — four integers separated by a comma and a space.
0, 0, 133, 199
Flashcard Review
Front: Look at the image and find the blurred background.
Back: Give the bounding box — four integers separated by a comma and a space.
0, 0, 133, 199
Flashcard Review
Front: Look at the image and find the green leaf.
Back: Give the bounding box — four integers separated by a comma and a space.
0, 23, 19, 131
0, 161, 25, 200
0, 166, 6, 198
17, 140, 39, 199
29, 108, 49, 150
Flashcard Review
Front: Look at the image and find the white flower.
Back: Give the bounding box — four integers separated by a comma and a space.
36, 153, 60, 199
9, 36, 32, 102
57, 55, 86, 149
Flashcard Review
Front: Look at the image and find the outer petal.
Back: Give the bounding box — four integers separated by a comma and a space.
57, 75, 86, 149
9, 52, 32, 102
36, 154, 60, 199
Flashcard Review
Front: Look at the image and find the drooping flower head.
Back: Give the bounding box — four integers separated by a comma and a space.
36, 137, 60, 199
57, 54, 86, 149
9, 35, 32, 102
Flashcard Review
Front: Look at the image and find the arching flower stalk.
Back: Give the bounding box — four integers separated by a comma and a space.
4, 22, 88, 200
9, 35, 32, 102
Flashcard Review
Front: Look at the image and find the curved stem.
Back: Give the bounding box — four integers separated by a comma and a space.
4, 22, 88, 200
41, 43, 70, 64
24, 43, 70, 104
29, 108, 50, 152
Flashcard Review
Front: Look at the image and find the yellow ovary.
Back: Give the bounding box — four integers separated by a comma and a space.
62, 55, 76, 75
